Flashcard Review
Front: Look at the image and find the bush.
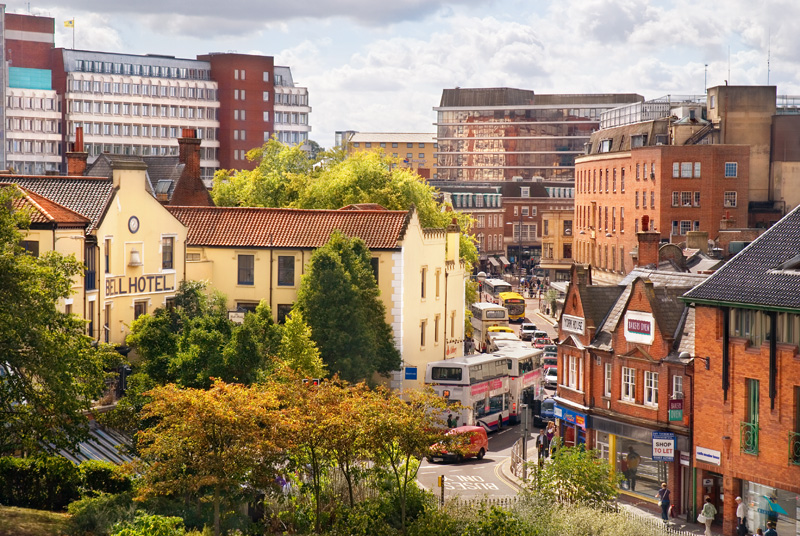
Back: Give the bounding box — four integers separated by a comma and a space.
406, 504, 468, 536
79, 460, 133, 496
67, 492, 137, 536
462, 505, 530, 536
329, 499, 399, 536
111, 513, 187, 536
0, 455, 80, 510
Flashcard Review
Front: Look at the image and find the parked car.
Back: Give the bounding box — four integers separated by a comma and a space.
544, 367, 558, 388
533, 337, 552, 349
543, 357, 558, 368
532, 396, 555, 428
428, 426, 489, 463
543, 344, 558, 357
520, 323, 538, 341
532, 330, 549, 340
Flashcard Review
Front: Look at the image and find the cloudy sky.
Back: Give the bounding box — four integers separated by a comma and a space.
8, 0, 800, 147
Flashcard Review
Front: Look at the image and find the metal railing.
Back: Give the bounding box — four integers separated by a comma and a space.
789, 431, 800, 466
740, 421, 759, 455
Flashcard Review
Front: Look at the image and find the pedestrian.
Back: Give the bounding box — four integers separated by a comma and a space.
755, 529, 763, 536
699, 495, 717, 536
655, 482, 671, 523
624, 446, 641, 491
446, 414, 454, 428
536, 428, 548, 467
736, 496, 748, 536
764, 521, 778, 536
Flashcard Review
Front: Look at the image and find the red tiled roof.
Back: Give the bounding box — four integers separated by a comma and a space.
2, 183, 90, 226
167, 206, 412, 249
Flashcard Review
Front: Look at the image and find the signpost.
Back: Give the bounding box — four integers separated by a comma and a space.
652, 431, 676, 462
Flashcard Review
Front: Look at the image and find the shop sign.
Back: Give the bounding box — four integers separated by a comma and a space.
562, 314, 585, 335
228, 311, 246, 324
404, 367, 417, 381
554, 403, 586, 430
668, 398, 684, 421
652, 431, 675, 462
624, 311, 655, 345
106, 273, 175, 297
680, 452, 691, 467
696, 446, 721, 466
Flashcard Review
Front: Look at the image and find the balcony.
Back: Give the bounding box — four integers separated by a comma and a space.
790, 431, 800, 466
740, 421, 759, 455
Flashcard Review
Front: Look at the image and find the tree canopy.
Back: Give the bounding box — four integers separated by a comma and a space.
294, 231, 400, 383
212, 141, 477, 267
0, 187, 119, 454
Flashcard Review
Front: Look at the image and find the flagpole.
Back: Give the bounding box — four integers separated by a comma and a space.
72, 19, 75, 49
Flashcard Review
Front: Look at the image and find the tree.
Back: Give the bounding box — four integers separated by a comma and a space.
363, 387, 449, 533
524, 441, 622, 508
294, 231, 400, 382
277, 310, 326, 379
0, 187, 119, 454
135, 381, 282, 536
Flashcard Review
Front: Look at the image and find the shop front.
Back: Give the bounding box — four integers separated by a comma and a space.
553, 402, 587, 446
742, 480, 799, 536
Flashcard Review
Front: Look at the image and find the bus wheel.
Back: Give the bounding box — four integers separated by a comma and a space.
477, 448, 485, 460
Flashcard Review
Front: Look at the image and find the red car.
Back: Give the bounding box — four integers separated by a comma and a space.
533, 337, 552, 349
428, 426, 489, 463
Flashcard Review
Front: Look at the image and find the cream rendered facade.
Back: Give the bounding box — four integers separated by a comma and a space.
180, 210, 466, 390
5, 87, 62, 174
91, 162, 187, 346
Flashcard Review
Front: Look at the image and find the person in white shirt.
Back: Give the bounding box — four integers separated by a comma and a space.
735, 496, 747, 536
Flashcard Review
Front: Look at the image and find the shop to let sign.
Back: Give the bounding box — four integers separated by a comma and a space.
652, 431, 675, 462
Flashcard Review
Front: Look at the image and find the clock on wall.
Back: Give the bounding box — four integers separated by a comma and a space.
128, 215, 140, 234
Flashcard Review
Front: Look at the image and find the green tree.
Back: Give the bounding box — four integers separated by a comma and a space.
277, 310, 326, 379
135, 381, 282, 536
525, 441, 621, 508
0, 187, 119, 454
295, 231, 400, 382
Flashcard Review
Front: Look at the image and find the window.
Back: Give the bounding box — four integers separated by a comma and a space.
520, 186, 530, 198
724, 191, 737, 207
104, 238, 111, 273
725, 162, 738, 178
435, 269, 441, 298
743, 378, 759, 455
680, 220, 692, 235
651, 191, 655, 209
276, 304, 292, 324
134, 301, 147, 320
521, 207, 529, 216
671, 192, 679, 207
673, 162, 680, 178
371, 257, 379, 284
681, 162, 692, 178
407, 143, 413, 148
682, 191, 692, 206
622, 367, 635, 401
672, 375, 683, 399
420, 320, 427, 347
694, 162, 701, 177
637, 191, 641, 208
568, 355, 578, 389
419, 153, 424, 158
621, 168, 625, 191
644, 371, 658, 407
434, 315, 440, 343
277, 256, 294, 286
604, 363, 612, 397
238, 254, 254, 285
694, 192, 701, 206
162, 237, 174, 269
420, 267, 427, 299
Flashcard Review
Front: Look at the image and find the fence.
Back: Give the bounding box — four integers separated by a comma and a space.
617, 507, 699, 536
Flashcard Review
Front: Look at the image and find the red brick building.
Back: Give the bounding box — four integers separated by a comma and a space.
555, 234, 709, 520
683, 207, 800, 536
574, 143, 750, 277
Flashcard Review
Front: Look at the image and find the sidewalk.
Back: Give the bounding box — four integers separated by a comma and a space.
497, 442, 722, 535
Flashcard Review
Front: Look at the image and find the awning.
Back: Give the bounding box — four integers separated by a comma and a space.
488, 257, 500, 267
499, 256, 510, 266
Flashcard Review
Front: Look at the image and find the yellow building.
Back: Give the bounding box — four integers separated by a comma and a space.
342, 132, 438, 179
167, 204, 466, 389
539, 208, 574, 282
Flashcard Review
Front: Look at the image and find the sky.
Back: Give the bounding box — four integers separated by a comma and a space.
8, 0, 800, 148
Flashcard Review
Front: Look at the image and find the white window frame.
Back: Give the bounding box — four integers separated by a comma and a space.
604, 362, 612, 397
644, 371, 659, 407
724, 191, 738, 208
621, 367, 635, 401
725, 162, 738, 178
568, 356, 577, 389
680, 162, 692, 178
672, 375, 684, 399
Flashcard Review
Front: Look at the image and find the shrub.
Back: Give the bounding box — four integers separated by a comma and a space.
0, 455, 80, 510
66, 491, 137, 536
80, 460, 133, 496
111, 513, 187, 536
406, 504, 468, 536
462, 505, 530, 536
329, 499, 398, 536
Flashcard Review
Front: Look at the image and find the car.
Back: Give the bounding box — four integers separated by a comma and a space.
543, 357, 558, 368
428, 425, 489, 463
520, 323, 538, 341
533, 337, 552, 349
544, 367, 558, 388
543, 344, 558, 356
532, 330, 549, 340
532, 397, 555, 428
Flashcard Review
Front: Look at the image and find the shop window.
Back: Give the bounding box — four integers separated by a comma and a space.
277, 255, 294, 286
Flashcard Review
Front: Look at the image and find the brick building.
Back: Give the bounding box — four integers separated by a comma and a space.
555, 232, 710, 520
683, 206, 800, 536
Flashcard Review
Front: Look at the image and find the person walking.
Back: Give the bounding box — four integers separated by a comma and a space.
536, 429, 548, 467
545, 421, 556, 457
736, 496, 748, 536
656, 483, 671, 523
764, 521, 778, 536
700, 496, 717, 536
624, 446, 641, 491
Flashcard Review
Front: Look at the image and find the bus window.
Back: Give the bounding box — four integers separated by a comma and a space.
486, 310, 507, 319
431, 367, 463, 382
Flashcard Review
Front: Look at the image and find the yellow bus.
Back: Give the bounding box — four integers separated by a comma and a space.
499, 291, 526, 322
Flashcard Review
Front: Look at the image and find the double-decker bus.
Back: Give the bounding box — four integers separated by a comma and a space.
498, 291, 526, 322
499, 346, 543, 423
425, 354, 511, 431
482, 278, 512, 304
470, 302, 509, 352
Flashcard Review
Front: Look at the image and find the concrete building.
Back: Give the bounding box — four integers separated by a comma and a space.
0, 9, 310, 180
433, 88, 643, 182
683, 206, 800, 536
339, 132, 437, 178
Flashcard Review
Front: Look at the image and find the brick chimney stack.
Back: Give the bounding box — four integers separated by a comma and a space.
169, 128, 214, 207
66, 126, 88, 175
178, 128, 201, 178
636, 215, 661, 267
719, 211, 737, 230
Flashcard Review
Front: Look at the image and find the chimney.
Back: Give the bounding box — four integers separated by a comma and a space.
66, 126, 88, 175
636, 215, 661, 267
169, 128, 214, 207
178, 128, 201, 175
686, 231, 709, 253
720, 211, 737, 230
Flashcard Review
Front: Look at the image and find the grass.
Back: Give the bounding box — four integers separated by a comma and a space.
0, 506, 69, 536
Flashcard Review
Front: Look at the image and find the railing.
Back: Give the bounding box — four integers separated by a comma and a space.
789, 431, 800, 466
740, 421, 759, 455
